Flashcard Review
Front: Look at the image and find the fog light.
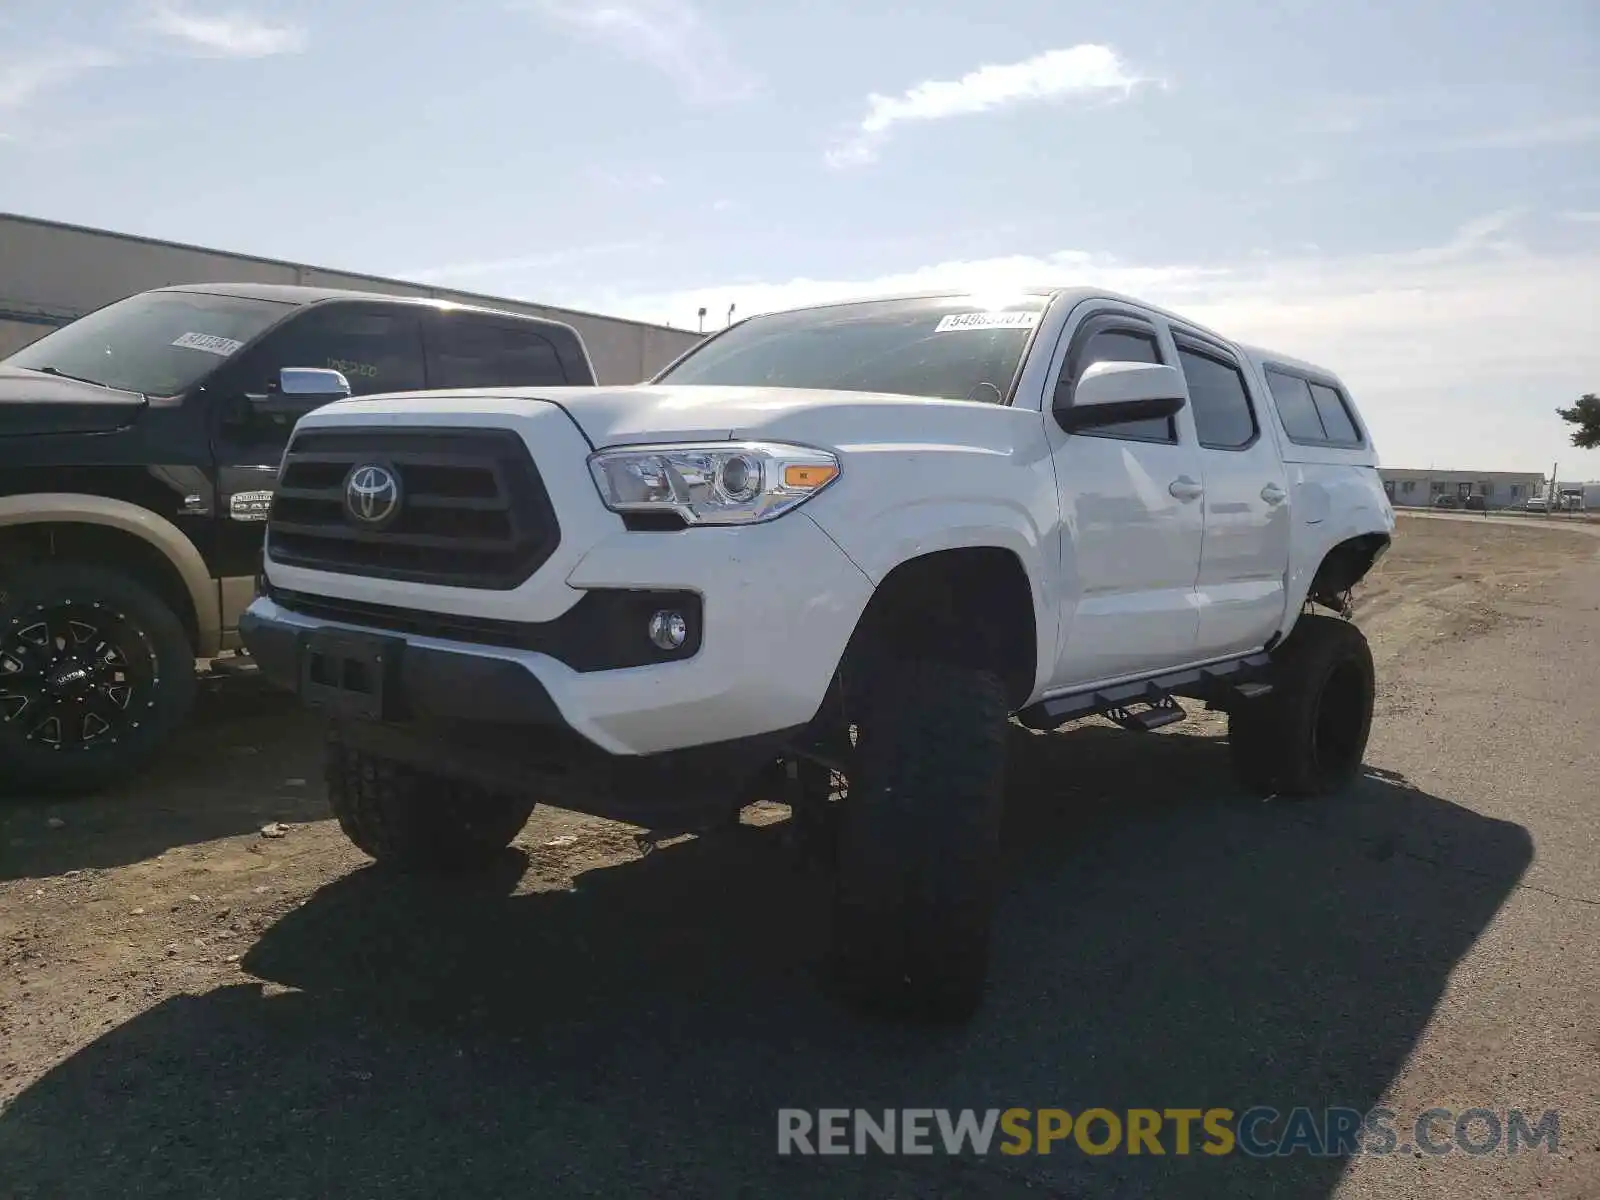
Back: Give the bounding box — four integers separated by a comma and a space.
648, 610, 688, 651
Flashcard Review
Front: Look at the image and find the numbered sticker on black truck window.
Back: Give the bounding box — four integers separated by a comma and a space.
171, 331, 245, 356
933, 312, 1041, 333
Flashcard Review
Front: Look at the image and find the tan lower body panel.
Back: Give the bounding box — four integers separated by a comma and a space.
219, 575, 259, 641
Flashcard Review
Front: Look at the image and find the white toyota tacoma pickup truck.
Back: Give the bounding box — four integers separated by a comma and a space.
241, 287, 1395, 1021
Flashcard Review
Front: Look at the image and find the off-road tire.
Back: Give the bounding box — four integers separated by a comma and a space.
325, 740, 537, 872
829, 659, 1009, 1022
0, 562, 197, 796
1229, 614, 1375, 798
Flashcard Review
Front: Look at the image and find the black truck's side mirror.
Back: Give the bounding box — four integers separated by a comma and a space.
244, 367, 352, 415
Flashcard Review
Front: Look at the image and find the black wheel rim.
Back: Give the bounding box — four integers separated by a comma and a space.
1310, 660, 1367, 781
0, 598, 160, 753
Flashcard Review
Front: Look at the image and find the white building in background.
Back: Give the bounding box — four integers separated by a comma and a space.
1378, 468, 1546, 509
0, 212, 702, 384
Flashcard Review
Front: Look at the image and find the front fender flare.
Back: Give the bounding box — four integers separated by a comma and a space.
809, 497, 1059, 703
0, 492, 220, 655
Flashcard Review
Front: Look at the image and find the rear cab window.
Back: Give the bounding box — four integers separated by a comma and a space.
428, 315, 570, 388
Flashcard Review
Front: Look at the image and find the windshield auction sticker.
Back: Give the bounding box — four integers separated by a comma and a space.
171, 331, 245, 356
934, 312, 1041, 333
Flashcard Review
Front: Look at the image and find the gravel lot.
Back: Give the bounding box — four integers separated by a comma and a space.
3, 514, 1597, 1199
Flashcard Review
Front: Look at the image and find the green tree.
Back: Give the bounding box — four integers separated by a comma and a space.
1556, 392, 1600, 449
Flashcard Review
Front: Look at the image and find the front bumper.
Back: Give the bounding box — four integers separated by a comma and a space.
242, 507, 874, 757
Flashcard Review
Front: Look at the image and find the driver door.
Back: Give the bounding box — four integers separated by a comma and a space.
1046, 309, 1205, 688
206, 302, 426, 592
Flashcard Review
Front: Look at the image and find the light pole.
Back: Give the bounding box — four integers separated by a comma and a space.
697, 306, 707, 333
726, 303, 736, 328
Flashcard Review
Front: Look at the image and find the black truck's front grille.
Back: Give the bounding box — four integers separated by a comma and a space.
267, 427, 559, 589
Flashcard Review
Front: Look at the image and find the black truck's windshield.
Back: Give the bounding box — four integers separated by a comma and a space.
655, 294, 1050, 403
6, 290, 292, 396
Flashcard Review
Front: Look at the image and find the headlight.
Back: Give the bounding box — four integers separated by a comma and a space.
588, 441, 841, 526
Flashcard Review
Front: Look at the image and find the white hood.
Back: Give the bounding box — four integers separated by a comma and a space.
330, 384, 945, 448
306, 383, 1005, 450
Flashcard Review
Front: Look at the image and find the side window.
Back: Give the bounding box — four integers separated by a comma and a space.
1063, 326, 1175, 443
1264, 370, 1328, 442
217, 305, 424, 446
429, 318, 568, 389
1265, 369, 1365, 447
241, 304, 426, 397
1307, 382, 1362, 446
1177, 343, 1257, 450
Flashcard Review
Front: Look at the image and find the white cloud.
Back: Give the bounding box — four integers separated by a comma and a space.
146, 6, 308, 58
827, 44, 1155, 168
577, 213, 1600, 474
0, 47, 117, 114
515, 0, 754, 104
1562, 210, 1600, 224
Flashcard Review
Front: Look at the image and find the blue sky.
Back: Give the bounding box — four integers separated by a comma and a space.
2, 0, 1598, 474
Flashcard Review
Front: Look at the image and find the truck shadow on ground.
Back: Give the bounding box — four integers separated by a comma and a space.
0, 723, 1533, 1199
0, 674, 325, 880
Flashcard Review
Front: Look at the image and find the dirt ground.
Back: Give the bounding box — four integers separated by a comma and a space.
2, 514, 1598, 1199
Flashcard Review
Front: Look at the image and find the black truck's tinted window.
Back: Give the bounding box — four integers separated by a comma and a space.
430, 318, 568, 388
6, 290, 290, 395
656, 295, 1047, 403
250, 305, 425, 396
1070, 328, 1175, 443
1178, 345, 1257, 449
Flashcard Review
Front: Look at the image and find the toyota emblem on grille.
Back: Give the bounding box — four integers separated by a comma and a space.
344, 463, 401, 526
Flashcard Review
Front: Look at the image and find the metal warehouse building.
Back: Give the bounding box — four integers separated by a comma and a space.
0, 213, 701, 384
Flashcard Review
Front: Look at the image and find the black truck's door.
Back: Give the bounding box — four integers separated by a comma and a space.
206, 302, 427, 583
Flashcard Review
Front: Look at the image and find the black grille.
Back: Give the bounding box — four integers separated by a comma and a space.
267, 428, 559, 589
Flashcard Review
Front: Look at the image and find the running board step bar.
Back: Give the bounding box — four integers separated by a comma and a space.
1106, 697, 1187, 732
1018, 653, 1273, 732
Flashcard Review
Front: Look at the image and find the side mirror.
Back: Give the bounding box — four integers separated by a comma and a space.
1056, 361, 1186, 433
243, 367, 351, 417
275, 367, 351, 399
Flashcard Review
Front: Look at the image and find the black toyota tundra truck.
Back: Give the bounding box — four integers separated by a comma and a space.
0, 283, 596, 794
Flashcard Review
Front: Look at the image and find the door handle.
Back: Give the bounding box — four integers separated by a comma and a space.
1168, 477, 1205, 502
1260, 483, 1288, 505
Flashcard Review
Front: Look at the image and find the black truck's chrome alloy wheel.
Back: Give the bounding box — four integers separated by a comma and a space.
0, 600, 158, 751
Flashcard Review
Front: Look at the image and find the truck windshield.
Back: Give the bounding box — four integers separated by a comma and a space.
6, 290, 292, 396
654, 294, 1050, 403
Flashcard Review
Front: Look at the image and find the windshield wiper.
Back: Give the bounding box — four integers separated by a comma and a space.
32, 365, 116, 389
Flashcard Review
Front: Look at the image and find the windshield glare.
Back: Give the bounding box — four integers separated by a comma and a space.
655, 295, 1049, 402
6, 291, 292, 396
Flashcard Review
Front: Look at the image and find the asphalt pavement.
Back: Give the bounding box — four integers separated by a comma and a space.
1, 549, 1596, 1199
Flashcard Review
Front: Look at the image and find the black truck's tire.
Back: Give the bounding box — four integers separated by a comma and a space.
829, 659, 1009, 1022
1229, 614, 1375, 798
0, 562, 197, 796
325, 740, 537, 872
